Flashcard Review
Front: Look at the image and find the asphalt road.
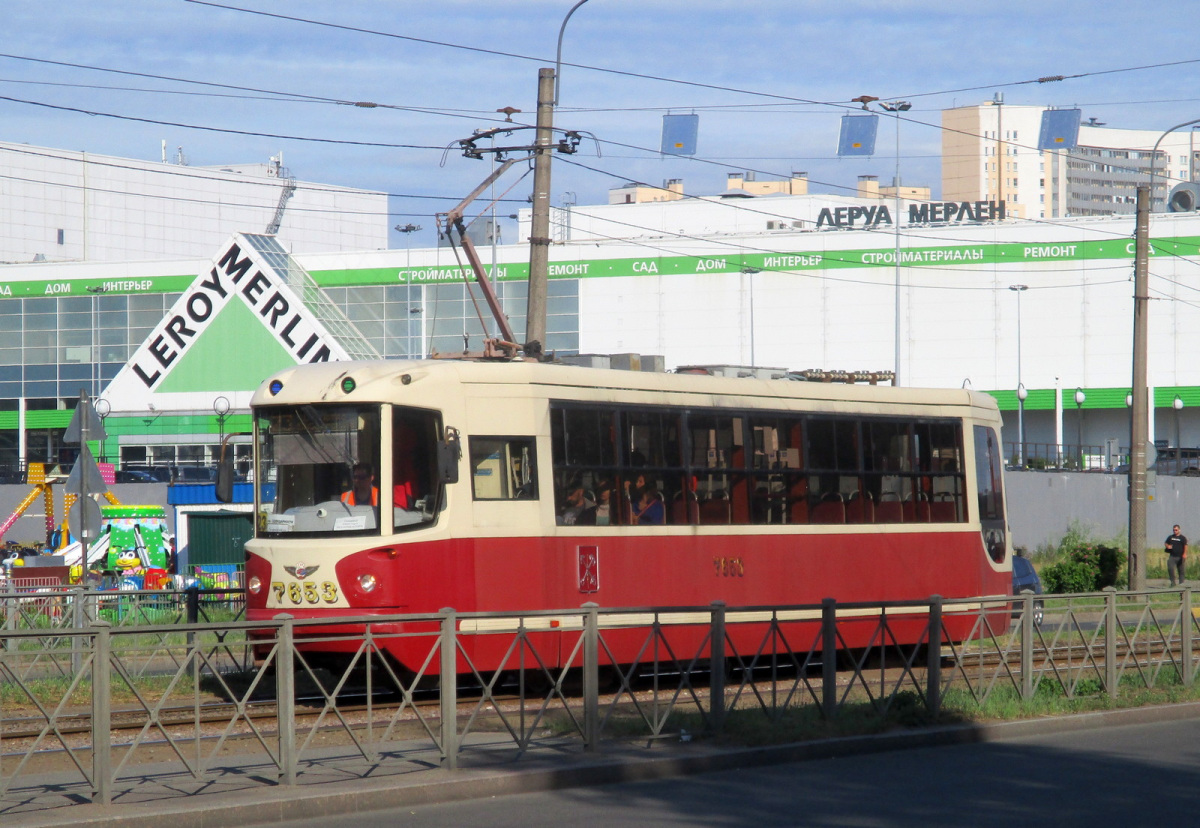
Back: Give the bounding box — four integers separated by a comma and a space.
251, 716, 1200, 828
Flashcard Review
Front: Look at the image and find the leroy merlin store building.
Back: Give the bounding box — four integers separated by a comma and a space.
1, 205, 1199, 477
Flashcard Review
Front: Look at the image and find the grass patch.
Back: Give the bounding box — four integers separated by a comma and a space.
643, 666, 1200, 748
0, 667, 265, 713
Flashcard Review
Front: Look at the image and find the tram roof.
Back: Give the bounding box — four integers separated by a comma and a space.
252, 358, 998, 419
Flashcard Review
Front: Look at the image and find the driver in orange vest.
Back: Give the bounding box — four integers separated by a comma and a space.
341, 462, 379, 507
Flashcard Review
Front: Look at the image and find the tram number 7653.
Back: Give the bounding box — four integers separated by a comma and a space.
271, 581, 339, 605
713, 557, 745, 577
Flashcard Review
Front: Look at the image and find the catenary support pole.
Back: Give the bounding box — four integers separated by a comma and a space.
525, 68, 555, 357
1129, 185, 1150, 592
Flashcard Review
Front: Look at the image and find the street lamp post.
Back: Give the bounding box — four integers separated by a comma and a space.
1149, 117, 1200, 208
554, 0, 593, 107
94, 398, 110, 465
1010, 284, 1028, 465
1017, 384, 1028, 466
1123, 391, 1134, 471
1075, 388, 1086, 470
1174, 395, 1184, 471
528, 0, 593, 358
213, 396, 230, 449
741, 267, 761, 366
879, 101, 911, 386
1128, 120, 1200, 591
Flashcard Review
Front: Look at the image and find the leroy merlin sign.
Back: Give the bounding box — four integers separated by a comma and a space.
130, 236, 345, 389
105, 233, 351, 404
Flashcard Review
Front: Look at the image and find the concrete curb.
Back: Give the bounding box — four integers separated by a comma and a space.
10, 701, 1200, 828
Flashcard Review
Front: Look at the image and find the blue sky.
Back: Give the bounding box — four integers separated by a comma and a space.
3, 1, 1198, 248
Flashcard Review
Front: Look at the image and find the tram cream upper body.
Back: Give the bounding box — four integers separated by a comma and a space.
251, 358, 1001, 422
251, 358, 1005, 540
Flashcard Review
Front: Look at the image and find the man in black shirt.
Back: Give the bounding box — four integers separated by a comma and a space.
1165, 524, 1188, 587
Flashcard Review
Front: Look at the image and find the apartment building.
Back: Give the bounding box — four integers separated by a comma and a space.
943, 99, 1200, 218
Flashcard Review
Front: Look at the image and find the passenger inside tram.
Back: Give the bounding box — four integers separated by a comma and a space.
634, 488, 665, 524
593, 483, 613, 525
558, 483, 597, 526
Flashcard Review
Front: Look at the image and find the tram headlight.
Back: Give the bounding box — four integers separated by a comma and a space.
358, 573, 378, 592
248, 576, 262, 594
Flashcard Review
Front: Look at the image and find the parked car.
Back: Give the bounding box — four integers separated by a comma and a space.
1011, 555, 1044, 626
114, 469, 161, 483
122, 465, 174, 482
173, 466, 218, 483
1152, 450, 1200, 476
1115, 448, 1200, 476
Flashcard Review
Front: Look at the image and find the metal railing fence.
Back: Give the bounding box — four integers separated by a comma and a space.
1004, 441, 1110, 470
2, 587, 1199, 812
1, 584, 245, 683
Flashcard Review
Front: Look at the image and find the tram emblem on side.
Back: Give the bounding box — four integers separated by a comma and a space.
578, 546, 599, 594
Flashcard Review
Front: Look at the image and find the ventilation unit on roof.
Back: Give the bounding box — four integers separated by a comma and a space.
559, 353, 665, 372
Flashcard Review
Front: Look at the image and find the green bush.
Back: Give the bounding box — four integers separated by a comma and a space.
1037, 527, 1127, 593
1041, 559, 1095, 593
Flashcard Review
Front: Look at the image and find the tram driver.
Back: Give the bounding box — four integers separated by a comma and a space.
342, 462, 379, 508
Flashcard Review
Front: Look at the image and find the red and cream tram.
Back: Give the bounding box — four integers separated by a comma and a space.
243, 359, 1011, 672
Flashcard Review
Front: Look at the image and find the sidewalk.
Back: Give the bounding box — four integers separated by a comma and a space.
8, 701, 1200, 828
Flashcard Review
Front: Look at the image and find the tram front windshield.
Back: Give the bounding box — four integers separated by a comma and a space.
255, 403, 386, 538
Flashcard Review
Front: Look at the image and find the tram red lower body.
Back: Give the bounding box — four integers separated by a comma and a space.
246, 529, 1008, 674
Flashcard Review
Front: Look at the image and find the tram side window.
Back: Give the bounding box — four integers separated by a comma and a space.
686, 413, 745, 525
805, 418, 864, 524
974, 424, 1006, 562
551, 407, 620, 524
747, 415, 806, 525
864, 420, 914, 523
545, 403, 966, 528
914, 422, 966, 522
973, 425, 1003, 521
392, 408, 439, 529
469, 437, 537, 500
620, 409, 684, 525
552, 407, 617, 469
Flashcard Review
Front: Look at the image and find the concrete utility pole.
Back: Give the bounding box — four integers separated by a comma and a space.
1128, 184, 1150, 591
525, 67, 556, 358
